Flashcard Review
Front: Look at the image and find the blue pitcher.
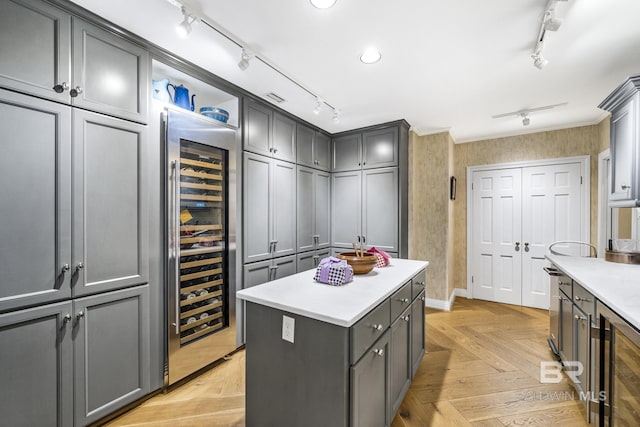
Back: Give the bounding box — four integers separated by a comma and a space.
151, 78, 172, 103
167, 83, 196, 111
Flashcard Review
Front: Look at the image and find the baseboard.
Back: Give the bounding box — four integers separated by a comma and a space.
424, 288, 468, 311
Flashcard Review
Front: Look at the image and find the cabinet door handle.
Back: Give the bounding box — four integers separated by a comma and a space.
372, 323, 384, 331
574, 314, 587, 321
273, 148, 278, 154
76, 310, 85, 321
575, 295, 593, 302
74, 262, 84, 274
524, 242, 529, 252
402, 315, 410, 322
515, 242, 520, 252
373, 348, 385, 357
63, 314, 72, 324
420, 296, 426, 302
53, 82, 69, 93
61, 264, 70, 274
69, 86, 83, 97
362, 235, 366, 244
621, 184, 630, 190
397, 298, 410, 304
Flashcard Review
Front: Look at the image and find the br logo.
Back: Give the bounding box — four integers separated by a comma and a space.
540, 361, 583, 384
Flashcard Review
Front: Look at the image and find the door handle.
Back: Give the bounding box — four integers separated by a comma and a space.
515, 242, 520, 252
524, 242, 529, 252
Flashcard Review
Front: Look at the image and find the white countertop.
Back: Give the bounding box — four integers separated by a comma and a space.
237, 258, 428, 327
546, 255, 640, 330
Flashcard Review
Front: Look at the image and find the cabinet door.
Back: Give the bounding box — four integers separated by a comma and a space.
243, 259, 272, 289
272, 113, 296, 162
296, 123, 315, 168
73, 285, 150, 426
0, 301, 73, 427
410, 292, 425, 378
0, 0, 71, 103
351, 329, 390, 427
332, 133, 361, 172
610, 98, 637, 203
315, 170, 331, 249
272, 160, 297, 258
573, 306, 590, 392
362, 127, 398, 169
274, 255, 297, 280
243, 153, 272, 263
314, 132, 331, 171
390, 309, 411, 416
297, 166, 316, 252
0, 90, 72, 312
559, 291, 574, 364
331, 171, 362, 248
362, 168, 398, 252
72, 18, 148, 123
297, 251, 316, 273
243, 99, 272, 157
72, 110, 149, 297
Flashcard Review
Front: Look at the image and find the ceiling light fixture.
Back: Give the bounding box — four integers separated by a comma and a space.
310, 0, 337, 9
531, 0, 568, 70
313, 97, 324, 115
360, 47, 381, 64
238, 48, 254, 71
532, 50, 549, 70
176, 6, 197, 39
491, 102, 568, 126
520, 112, 530, 126
332, 108, 340, 123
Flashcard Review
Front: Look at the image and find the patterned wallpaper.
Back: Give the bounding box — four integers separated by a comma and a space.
409, 119, 610, 303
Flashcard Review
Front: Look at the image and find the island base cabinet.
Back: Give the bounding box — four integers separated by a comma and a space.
390, 310, 411, 417
245, 302, 349, 427
351, 330, 391, 427
0, 285, 150, 427
411, 291, 426, 377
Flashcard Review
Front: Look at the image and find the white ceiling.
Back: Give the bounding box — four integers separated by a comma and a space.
71, 0, 640, 142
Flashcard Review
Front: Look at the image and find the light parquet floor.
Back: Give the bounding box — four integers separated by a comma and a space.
103, 298, 588, 427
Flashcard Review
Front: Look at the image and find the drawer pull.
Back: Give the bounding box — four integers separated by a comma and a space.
397, 298, 410, 304
574, 314, 587, 321
372, 323, 384, 331
373, 348, 384, 357
402, 315, 410, 322
574, 295, 592, 302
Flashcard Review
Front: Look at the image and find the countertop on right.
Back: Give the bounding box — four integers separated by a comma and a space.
546, 254, 640, 330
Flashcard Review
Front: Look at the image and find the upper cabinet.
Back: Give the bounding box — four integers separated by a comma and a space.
599, 75, 640, 207
332, 125, 399, 172
297, 123, 330, 171
0, 0, 148, 123
243, 98, 296, 163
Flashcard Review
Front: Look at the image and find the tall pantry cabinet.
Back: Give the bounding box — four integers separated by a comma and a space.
0, 1, 151, 426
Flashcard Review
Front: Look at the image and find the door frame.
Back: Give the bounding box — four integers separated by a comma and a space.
466, 155, 590, 299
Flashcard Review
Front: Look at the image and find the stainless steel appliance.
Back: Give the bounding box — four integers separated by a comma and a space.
163, 108, 240, 386
597, 301, 640, 426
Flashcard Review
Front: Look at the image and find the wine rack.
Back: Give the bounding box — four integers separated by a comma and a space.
178, 141, 228, 346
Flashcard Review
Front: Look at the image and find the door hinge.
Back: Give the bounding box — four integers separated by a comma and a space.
471, 275, 474, 283
580, 176, 583, 184
471, 183, 474, 190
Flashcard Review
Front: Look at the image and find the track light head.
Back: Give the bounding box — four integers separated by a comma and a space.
238, 48, 254, 71
313, 98, 324, 115
176, 7, 195, 39
520, 113, 530, 126
532, 52, 548, 70
332, 108, 340, 123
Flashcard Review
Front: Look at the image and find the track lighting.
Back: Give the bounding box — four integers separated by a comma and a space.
332, 108, 340, 123
313, 98, 324, 115
530, 0, 569, 70
520, 113, 530, 126
532, 51, 548, 70
238, 48, 254, 71
176, 6, 196, 39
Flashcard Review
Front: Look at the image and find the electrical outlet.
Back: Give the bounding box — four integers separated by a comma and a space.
282, 315, 295, 343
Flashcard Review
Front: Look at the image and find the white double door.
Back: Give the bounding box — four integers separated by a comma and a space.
471, 162, 583, 309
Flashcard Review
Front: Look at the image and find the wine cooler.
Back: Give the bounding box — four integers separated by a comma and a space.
164, 108, 240, 386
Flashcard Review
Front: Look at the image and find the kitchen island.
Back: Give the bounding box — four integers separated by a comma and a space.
237, 258, 428, 427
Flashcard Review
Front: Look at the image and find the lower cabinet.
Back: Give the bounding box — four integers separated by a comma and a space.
243, 255, 297, 289
0, 285, 150, 427
351, 330, 391, 427
296, 249, 330, 272
411, 291, 426, 377
390, 308, 411, 416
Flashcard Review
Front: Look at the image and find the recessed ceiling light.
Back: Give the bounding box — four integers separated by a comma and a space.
360, 47, 381, 64
310, 0, 337, 9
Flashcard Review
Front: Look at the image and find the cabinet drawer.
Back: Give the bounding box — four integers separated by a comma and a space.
411, 269, 426, 300
390, 281, 412, 321
558, 275, 573, 299
351, 299, 390, 363
573, 282, 596, 318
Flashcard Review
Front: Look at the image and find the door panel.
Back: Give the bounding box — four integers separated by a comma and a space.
243, 153, 272, 263
272, 160, 296, 257
472, 169, 522, 306
315, 171, 331, 248
243, 100, 272, 157
314, 132, 331, 171
272, 113, 296, 162
73, 110, 148, 297
297, 166, 315, 252
274, 255, 297, 280
0, 301, 73, 427
243, 260, 272, 289
0, 90, 72, 312
74, 285, 150, 426
362, 168, 398, 252
0, 0, 71, 103
362, 127, 398, 169
522, 163, 582, 309
332, 134, 361, 172
331, 171, 361, 248
296, 124, 314, 168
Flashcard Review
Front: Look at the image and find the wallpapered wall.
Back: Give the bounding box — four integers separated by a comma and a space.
409, 118, 610, 303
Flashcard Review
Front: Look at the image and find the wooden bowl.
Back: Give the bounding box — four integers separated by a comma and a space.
337, 252, 377, 275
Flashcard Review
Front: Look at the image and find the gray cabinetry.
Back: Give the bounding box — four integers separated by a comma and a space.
0, 89, 72, 313
332, 133, 362, 172
411, 291, 426, 377
351, 329, 391, 427
598, 75, 640, 207
0, 301, 73, 427
559, 289, 574, 363
297, 123, 330, 171
296, 248, 330, 272
243, 255, 297, 289
73, 285, 150, 426
243, 99, 296, 163
332, 126, 398, 172
0, 0, 148, 123
72, 110, 148, 297
297, 166, 330, 253
390, 308, 411, 417
332, 168, 398, 253
243, 153, 297, 263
